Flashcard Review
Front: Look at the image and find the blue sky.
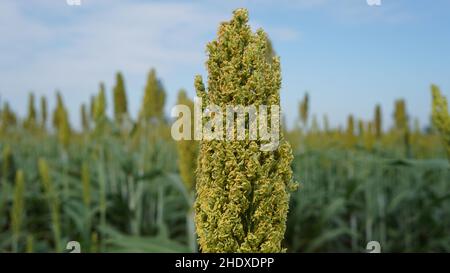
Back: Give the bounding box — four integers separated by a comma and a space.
1, 0, 449, 130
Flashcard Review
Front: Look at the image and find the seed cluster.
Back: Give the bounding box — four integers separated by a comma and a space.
194, 9, 298, 253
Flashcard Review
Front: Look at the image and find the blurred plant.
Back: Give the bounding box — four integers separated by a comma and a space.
139, 68, 166, 123
58, 112, 71, 150
89, 95, 96, 121
90, 232, 98, 253
374, 104, 382, 139
81, 103, 89, 132
94, 83, 107, 122
93, 83, 108, 133
81, 161, 91, 208
52, 92, 71, 149
174, 89, 199, 252
285, 149, 450, 253
194, 8, 298, 253
358, 119, 364, 137
299, 92, 309, 128
38, 158, 61, 252
431, 84, 450, 159
393, 99, 411, 157
175, 89, 198, 191
394, 99, 408, 131
346, 115, 356, 148
1, 145, 15, 182
113, 71, 128, 123
24, 93, 37, 130
364, 122, 375, 151
81, 160, 92, 246
0, 146, 15, 216
40, 96, 47, 130
11, 169, 25, 252
26, 235, 33, 253
1, 102, 17, 132
52, 92, 63, 130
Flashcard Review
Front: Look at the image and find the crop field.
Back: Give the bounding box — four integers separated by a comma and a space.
1, 5, 450, 254
0, 80, 449, 253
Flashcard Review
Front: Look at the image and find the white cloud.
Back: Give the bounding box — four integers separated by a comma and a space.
265, 26, 301, 41
0, 1, 228, 126
328, 0, 416, 24
0, 0, 305, 127
0, 0, 422, 130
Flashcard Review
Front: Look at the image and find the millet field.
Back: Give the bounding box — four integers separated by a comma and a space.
0, 9, 450, 253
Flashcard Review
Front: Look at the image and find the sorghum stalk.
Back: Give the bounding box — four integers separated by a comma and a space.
364, 122, 375, 151
89, 95, 96, 121
26, 234, 34, 253
40, 96, 47, 131
374, 104, 382, 139
194, 9, 297, 253
94, 83, 107, 132
0, 102, 17, 132
58, 109, 71, 149
38, 158, 61, 252
81, 161, 92, 245
90, 232, 99, 253
52, 92, 71, 149
24, 93, 37, 130
358, 119, 365, 137
0, 145, 14, 217
81, 161, 91, 208
299, 92, 309, 128
11, 169, 25, 252
393, 99, 410, 156
346, 115, 356, 148
113, 71, 128, 123
139, 68, 166, 122
175, 89, 198, 191
431, 84, 450, 159
81, 104, 89, 133
52, 91, 63, 130
175, 89, 198, 252
96, 149, 107, 251
394, 99, 408, 131
1, 145, 14, 182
